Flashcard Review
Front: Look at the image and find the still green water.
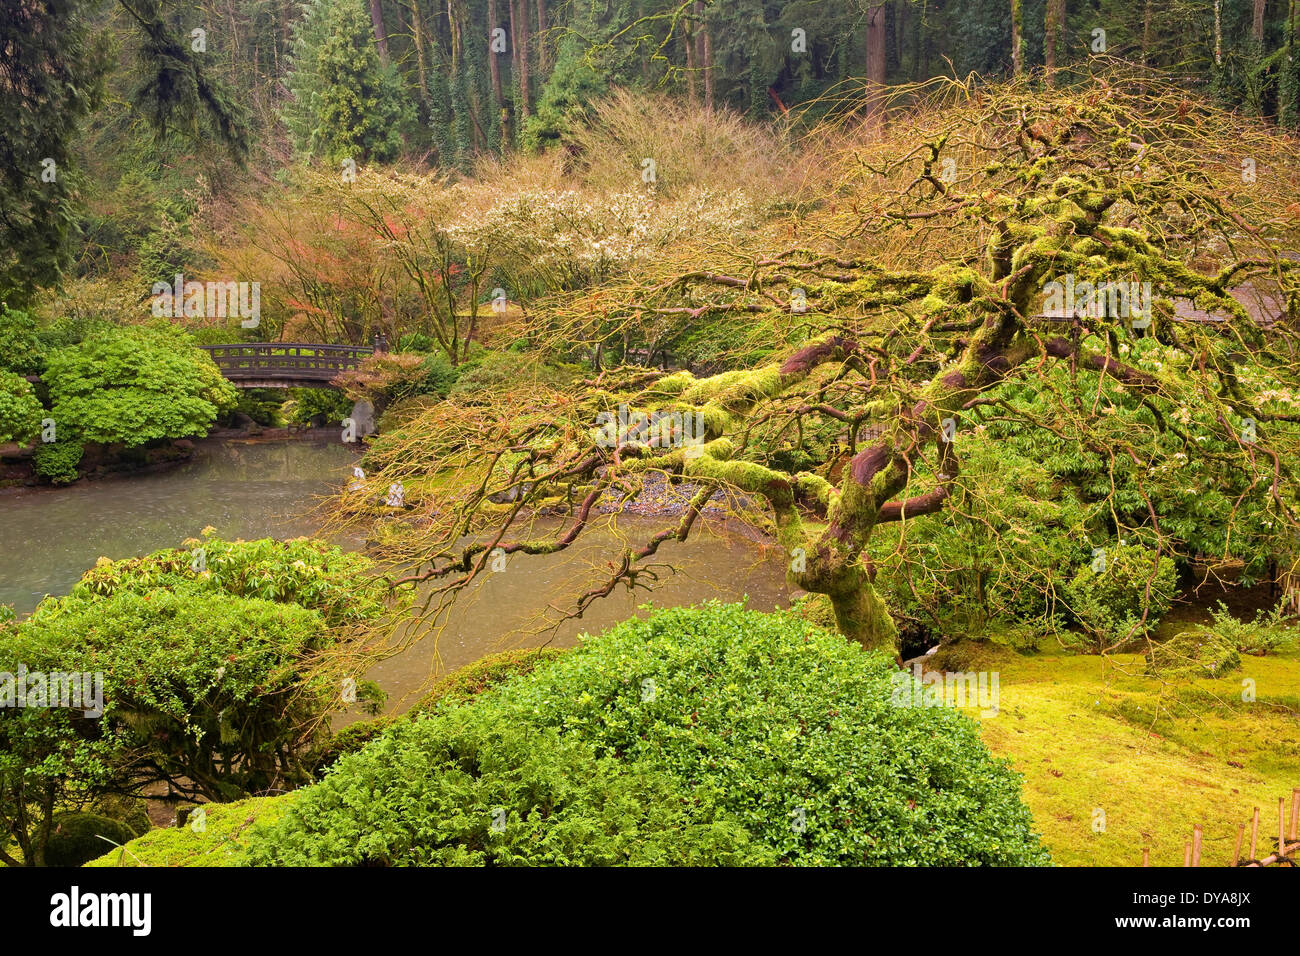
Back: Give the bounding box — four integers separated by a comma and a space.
0, 439, 356, 616
0, 438, 791, 710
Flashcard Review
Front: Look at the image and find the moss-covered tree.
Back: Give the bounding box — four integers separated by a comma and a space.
352, 72, 1300, 657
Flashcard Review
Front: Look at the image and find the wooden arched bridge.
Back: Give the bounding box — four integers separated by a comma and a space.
199, 343, 374, 389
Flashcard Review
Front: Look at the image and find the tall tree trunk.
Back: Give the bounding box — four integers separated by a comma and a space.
1285, 0, 1300, 127
535, 0, 549, 73
894, 0, 906, 70
488, 0, 503, 107
685, 13, 697, 102
1214, 0, 1223, 67
865, 3, 887, 130
913, 0, 925, 81
699, 0, 714, 109
510, 0, 530, 119
1011, 0, 1023, 75
369, 0, 388, 61
408, 1, 431, 115
1142, 0, 1153, 67
1045, 0, 1065, 83
1254, 0, 1267, 45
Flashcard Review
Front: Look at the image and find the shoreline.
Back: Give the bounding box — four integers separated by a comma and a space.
0, 426, 359, 498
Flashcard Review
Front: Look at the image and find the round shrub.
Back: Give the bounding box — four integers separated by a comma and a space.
32, 440, 83, 484
246, 604, 1049, 866
45, 813, 138, 867
481, 603, 1049, 866
1064, 544, 1178, 647
246, 703, 767, 866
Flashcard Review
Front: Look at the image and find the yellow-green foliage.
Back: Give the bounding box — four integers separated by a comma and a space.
84, 796, 296, 867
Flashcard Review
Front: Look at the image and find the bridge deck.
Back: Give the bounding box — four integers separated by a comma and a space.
200, 343, 374, 387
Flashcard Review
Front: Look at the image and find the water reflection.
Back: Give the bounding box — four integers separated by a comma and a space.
0, 439, 357, 615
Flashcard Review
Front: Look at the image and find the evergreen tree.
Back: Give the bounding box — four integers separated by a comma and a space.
285, 0, 414, 162
0, 0, 109, 299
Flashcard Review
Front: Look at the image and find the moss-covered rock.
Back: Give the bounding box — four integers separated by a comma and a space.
84, 796, 295, 867
47, 813, 140, 867
1147, 627, 1242, 680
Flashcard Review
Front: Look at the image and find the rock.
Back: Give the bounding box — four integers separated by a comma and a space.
348, 399, 377, 441
173, 439, 195, 451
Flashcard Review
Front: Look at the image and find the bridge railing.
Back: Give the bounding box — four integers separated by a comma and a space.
200, 343, 374, 382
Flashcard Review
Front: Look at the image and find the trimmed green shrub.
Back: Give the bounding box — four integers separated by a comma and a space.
1064, 544, 1179, 647
246, 604, 1049, 867
32, 440, 83, 484
479, 603, 1050, 865
246, 704, 767, 866
1, 535, 393, 865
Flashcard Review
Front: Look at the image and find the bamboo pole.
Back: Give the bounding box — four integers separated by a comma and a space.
1184, 841, 1192, 866
1289, 788, 1299, 842
1280, 798, 1287, 857
1142, 847, 1150, 867
1192, 825, 1203, 866
1250, 806, 1260, 860
1233, 823, 1245, 866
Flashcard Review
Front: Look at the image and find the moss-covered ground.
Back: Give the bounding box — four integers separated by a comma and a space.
86, 632, 1299, 867
956, 641, 1300, 866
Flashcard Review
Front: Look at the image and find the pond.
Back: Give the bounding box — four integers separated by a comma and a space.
0, 439, 358, 616
0, 438, 791, 712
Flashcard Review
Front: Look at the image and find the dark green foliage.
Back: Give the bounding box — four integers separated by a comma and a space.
245, 703, 769, 866
285, 0, 413, 162
522, 43, 608, 152
284, 388, 353, 427
229, 389, 286, 427
45, 813, 139, 867
120, 0, 251, 156
0, 0, 109, 298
